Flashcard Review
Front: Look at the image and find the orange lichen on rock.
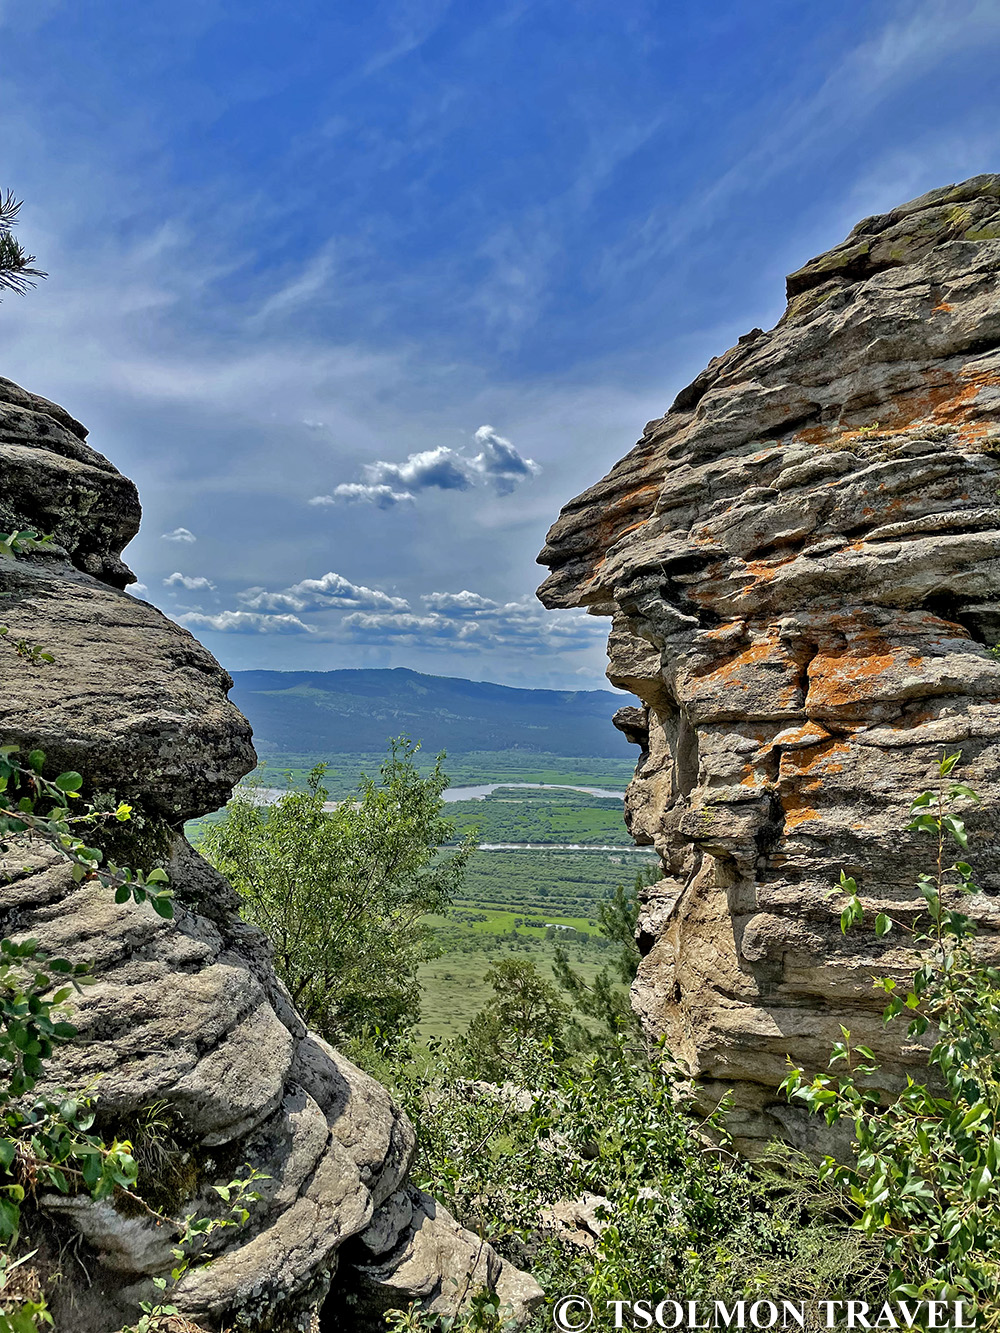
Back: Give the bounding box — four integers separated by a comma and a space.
805, 649, 900, 710
701, 620, 748, 642
792, 369, 1000, 452
761, 722, 831, 753
779, 738, 851, 776
781, 790, 822, 830
870, 367, 1000, 439
597, 481, 660, 549
688, 635, 785, 683
741, 555, 798, 586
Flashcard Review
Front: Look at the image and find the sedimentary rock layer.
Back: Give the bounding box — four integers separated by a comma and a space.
0, 379, 540, 1329
538, 174, 1000, 1152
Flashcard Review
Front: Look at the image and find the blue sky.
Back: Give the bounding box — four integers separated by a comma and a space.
2, 0, 1000, 688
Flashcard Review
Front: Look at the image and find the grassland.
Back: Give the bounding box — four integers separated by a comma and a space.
455, 846, 653, 916
417, 947, 612, 1040
447, 787, 631, 847
413, 844, 657, 1038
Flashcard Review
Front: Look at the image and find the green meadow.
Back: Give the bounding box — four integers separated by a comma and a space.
186, 755, 656, 1040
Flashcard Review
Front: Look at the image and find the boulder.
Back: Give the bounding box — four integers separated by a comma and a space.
334, 1186, 544, 1326
0, 378, 539, 1328
537, 174, 1000, 1153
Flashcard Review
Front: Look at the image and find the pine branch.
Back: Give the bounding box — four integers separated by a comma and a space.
0, 190, 22, 229
0, 191, 47, 297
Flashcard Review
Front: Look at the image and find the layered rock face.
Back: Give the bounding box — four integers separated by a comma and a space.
0, 377, 540, 1330
538, 175, 1000, 1153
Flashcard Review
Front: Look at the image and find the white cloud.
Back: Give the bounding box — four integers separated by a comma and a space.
164, 571, 216, 591
467, 425, 541, 494
422, 589, 497, 611
301, 419, 327, 430
320, 426, 540, 509
161, 527, 196, 543
366, 445, 472, 492
176, 609, 315, 634
317, 482, 415, 508
342, 595, 605, 655
238, 570, 408, 613
126, 582, 148, 595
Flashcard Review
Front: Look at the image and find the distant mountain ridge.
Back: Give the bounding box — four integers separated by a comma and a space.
229, 667, 633, 757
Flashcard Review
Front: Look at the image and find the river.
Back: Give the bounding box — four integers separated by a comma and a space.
248, 780, 626, 809
442, 781, 625, 801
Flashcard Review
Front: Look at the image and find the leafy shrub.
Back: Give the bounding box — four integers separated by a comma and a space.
783, 754, 1000, 1324
361, 1019, 882, 1332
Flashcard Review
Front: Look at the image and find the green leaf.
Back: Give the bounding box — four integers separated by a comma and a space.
949, 784, 980, 802
0, 1193, 21, 1242
54, 771, 83, 792
942, 815, 968, 849
81, 1152, 102, 1190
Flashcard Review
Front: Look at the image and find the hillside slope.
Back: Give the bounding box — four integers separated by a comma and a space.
229, 667, 632, 756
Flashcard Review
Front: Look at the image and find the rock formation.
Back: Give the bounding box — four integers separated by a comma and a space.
538, 174, 1000, 1153
0, 376, 541, 1330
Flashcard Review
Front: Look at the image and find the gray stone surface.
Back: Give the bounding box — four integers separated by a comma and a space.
342, 1186, 544, 1325
0, 562, 256, 823
0, 375, 139, 588
537, 174, 1000, 1152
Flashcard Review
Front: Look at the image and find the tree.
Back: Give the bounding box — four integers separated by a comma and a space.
552, 868, 652, 1043
0, 193, 45, 299
200, 739, 475, 1046
463, 958, 570, 1081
